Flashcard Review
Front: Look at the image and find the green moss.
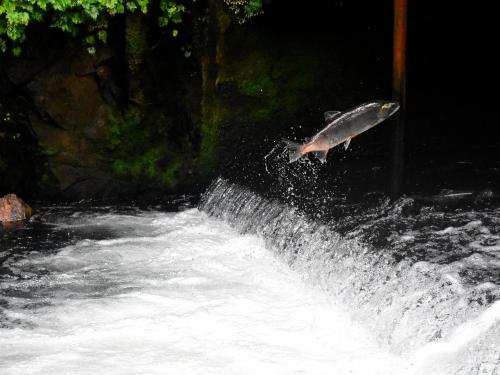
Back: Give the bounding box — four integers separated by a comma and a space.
198, 106, 221, 175
105, 110, 190, 190
221, 49, 322, 124
125, 13, 147, 75
39, 145, 62, 157
112, 147, 161, 178
161, 156, 182, 188
125, 13, 148, 105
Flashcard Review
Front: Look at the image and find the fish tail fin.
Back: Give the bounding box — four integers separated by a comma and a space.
281, 138, 304, 163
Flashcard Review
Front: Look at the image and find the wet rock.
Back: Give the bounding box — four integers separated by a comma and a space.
0, 194, 32, 223
21, 43, 124, 199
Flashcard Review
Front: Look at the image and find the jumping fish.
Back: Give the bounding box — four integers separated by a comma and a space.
282, 100, 400, 163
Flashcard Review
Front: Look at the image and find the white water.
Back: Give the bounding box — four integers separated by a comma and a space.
199, 178, 500, 375
0, 209, 410, 375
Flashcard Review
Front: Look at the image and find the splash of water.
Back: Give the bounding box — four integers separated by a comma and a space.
263, 141, 326, 205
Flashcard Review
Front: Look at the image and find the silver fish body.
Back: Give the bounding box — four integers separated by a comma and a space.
283, 100, 400, 163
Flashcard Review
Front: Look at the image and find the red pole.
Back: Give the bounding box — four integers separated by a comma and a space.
391, 0, 407, 199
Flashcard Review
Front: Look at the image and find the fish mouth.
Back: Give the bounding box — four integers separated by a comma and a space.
378, 101, 400, 119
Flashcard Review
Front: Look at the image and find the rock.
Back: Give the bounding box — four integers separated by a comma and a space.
23, 44, 123, 199
0, 194, 33, 223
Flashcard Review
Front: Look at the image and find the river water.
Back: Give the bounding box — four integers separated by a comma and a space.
1, 180, 499, 374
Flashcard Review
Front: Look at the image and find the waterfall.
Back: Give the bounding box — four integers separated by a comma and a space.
200, 177, 500, 374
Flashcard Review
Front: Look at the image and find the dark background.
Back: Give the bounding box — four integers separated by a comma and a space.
1, 0, 498, 201
219, 0, 500, 200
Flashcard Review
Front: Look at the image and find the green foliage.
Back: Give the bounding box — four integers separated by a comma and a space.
0, 0, 194, 55
106, 110, 189, 188
0, 0, 268, 190
0, 37, 6, 52
223, 0, 264, 23
159, 0, 186, 26
0, 0, 265, 54
198, 106, 221, 174
229, 49, 319, 123
125, 12, 148, 77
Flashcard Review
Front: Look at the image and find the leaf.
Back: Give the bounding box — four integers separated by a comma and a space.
126, 2, 137, 12
98, 29, 107, 42
0, 0, 188, 54
119, 3, 126, 13
85, 35, 95, 44
158, 16, 168, 27
17, 12, 30, 26
71, 12, 83, 24
32, 11, 44, 22
87, 6, 99, 20
12, 46, 21, 56
136, 0, 149, 14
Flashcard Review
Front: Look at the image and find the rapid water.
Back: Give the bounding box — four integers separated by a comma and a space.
1, 180, 499, 374
1, 205, 404, 374
200, 178, 500, 374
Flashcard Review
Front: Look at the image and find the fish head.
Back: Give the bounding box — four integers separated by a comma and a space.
376, 101, 400, 120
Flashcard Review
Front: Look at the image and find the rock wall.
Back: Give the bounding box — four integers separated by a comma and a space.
0, 1, 392, 200
1, 23, 198, 200
2, 35, 126, 199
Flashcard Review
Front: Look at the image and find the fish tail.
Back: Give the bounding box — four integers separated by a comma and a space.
281, 138, 304, 163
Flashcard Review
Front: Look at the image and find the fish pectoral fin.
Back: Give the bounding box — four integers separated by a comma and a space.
312, 150, 328, 163
343, 137, 351, 150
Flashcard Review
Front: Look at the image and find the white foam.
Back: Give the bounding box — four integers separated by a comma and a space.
409, 300, 500, 375
0, 209, 406, 375
435, 220, 483, 235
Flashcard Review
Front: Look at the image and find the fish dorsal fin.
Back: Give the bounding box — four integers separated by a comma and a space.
324, 111, 342, 123
312, 150, 328, 163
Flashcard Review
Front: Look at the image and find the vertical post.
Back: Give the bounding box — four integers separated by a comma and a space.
391, 0, 407, 199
